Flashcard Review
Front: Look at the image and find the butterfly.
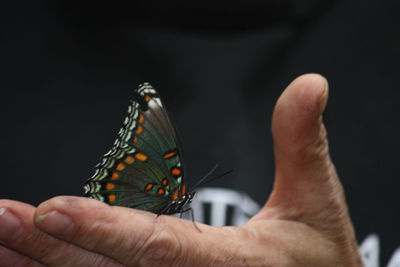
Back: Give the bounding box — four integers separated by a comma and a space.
84, 83, 195, 215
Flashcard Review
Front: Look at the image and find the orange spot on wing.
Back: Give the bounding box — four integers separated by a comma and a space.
135, 125, 143, 134
116, 163, 125, 171
111, 172, 119, 180
108, 194, 116, 202
181, 182, 186, 195
163, 150, 177, 159
124, 155, 135, 164
138, 114, 144, 124
171, 167, 181, 176
162, 178, 168, 186
106, 182, 115, 190
135, 153, 148, 162
157, 188, 165, 195
145, 95, 151, 102
144, 183, 153, 192
172, 188, 178, 200
133, 136, 138, 144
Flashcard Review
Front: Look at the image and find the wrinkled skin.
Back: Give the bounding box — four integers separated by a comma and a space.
0, 74, 363, 266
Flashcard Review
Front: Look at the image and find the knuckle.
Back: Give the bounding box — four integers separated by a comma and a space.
138, 226, 184, 266
84, 220, 121, 251
23, 231, 56, 261
299, 124, 329, 164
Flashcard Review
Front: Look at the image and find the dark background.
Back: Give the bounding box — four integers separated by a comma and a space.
2, 1, 399, 264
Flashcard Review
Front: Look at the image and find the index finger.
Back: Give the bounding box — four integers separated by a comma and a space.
34, 196, 204, 266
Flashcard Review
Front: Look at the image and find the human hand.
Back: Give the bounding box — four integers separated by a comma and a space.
0, 74, 363, 266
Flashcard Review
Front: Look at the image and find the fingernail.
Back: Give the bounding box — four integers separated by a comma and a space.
35, 211, 74, 237
0, 208, 23, 243
318, 77, 329, 114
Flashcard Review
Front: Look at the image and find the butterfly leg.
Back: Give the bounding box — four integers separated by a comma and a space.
179, 207, 201, 232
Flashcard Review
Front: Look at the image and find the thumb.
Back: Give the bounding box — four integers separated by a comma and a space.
257, 74, 357, 247
270, 73, 332, 216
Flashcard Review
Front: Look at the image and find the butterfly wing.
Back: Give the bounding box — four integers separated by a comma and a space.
84, 83, 186, 213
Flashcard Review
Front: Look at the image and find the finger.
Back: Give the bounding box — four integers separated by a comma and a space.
34, 196, 278, 266
0, 245, 44, 267
253, 74, 360, 258
263, 73, 338, 221
272, 73, 330, 183
35, 196, 202, 266
0, 200, 123, 267
253, 74, 340, 222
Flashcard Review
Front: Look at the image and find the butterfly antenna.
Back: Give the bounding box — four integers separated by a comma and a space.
192, 165, 234, 190
191, 164, 219, 189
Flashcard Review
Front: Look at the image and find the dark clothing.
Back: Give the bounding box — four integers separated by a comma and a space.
2, 1, 399, 265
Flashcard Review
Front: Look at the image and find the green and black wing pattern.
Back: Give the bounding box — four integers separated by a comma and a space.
84, 83, 194, 214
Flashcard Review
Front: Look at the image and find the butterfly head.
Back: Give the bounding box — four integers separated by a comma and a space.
162, 191, 195, 215
185, 191, 195, 204
177, 191, 196, 207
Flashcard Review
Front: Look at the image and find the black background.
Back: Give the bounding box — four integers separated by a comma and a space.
2, 1, 399, 264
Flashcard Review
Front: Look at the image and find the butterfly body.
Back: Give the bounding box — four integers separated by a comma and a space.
84, 83, 194, 215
